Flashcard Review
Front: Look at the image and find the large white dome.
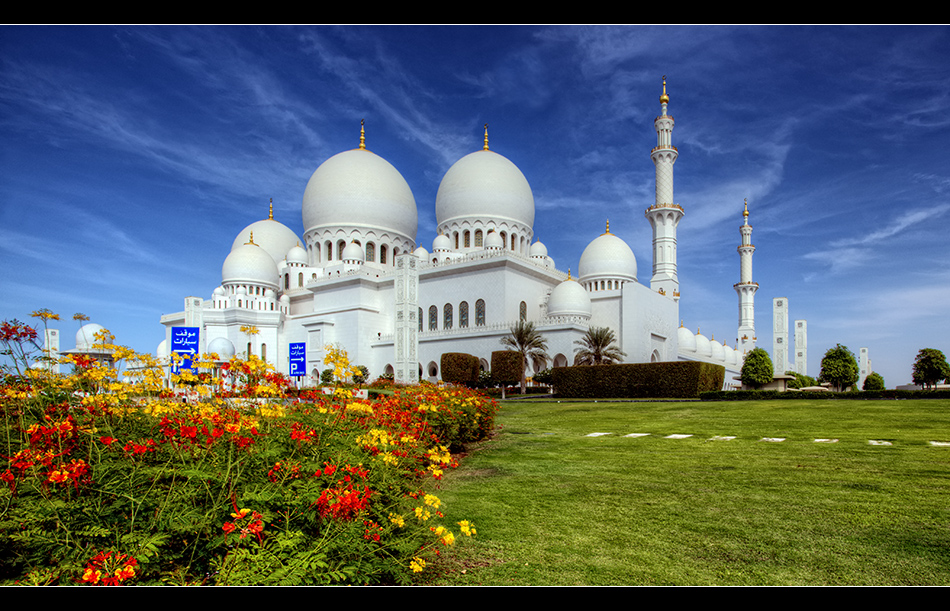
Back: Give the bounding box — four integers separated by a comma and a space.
435, 149, 535, 229
231, 218, 302, 266
302, 148, 417, 241
578, 231, 637, 284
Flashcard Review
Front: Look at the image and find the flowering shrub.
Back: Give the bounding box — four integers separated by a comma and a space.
0, 315, 495, 585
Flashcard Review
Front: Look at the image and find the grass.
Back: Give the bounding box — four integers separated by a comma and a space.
424, 398, 950, 585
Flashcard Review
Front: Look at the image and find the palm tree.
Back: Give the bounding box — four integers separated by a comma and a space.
573, 326, 626, 365
500, 320, 550, 394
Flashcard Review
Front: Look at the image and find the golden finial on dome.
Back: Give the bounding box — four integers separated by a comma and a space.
359, 119, 366, 150
603, 219, 611, 235
680, 319, 684, 327
268, 198, 274, 220
743, 198, 749, 218
483, 123, 489, 151
245, 231, 256, 246
567, 268, 572, 280
660, 75, 669, 104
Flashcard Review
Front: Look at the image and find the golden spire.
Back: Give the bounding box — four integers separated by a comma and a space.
268, 198, 274, 220
603, 219, 611, 235
359, 119, 366, 150
483, 123, 489, 151
245, 231, 256, 246
660, 75, 669, 104
743, 198, 749, 218
567, 268, 572, 280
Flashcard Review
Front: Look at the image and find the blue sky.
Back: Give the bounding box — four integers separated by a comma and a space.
2, 25, 949, 387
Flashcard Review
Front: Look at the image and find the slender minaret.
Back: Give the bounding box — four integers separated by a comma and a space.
773, 297, 788, 375
646, 76, 685, 300
734, 199, 758, 356
794, 319, 807, 376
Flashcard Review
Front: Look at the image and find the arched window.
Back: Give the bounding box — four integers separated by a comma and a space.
284, 274, 290, 290
444, 303, 453, 329
325, 240, 333, 261
366, 242, 375, 262
464, 230, 471, 248
261, 344, 267, 362
475, 299, 486, 326
418, 307, 423, 332
380, 244, 388, 265
337, 241, 346, 260
475, 229, 483, 248
459, 301, 469, 328
520, 301, 527, 321
429, 305, 438, 331
454, 232, 459, 249
298, 272, 303, 287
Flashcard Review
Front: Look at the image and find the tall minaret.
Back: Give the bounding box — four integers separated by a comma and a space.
645, 76, 685, 300
735, 199, 758, 356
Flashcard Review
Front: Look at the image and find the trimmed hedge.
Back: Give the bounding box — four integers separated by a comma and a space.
701, 389, 950, 401
440, 352, 481, 387
491, 351, 523, 386
552, 361, 725, 399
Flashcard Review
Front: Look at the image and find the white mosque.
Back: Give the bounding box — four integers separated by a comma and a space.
156, 79, 757, 388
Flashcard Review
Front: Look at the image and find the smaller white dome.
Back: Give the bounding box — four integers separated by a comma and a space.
236, 286, 248, 296
223, 242, 279, 288
207, 337, 236, 360
76, 323, 106, 350
677, 325, 696, 352
547, 279, 592, 318
710, 337, 725, 361
578, 230, 637, 284
264, 289, 276, 299
530, 240, 548, 257
723, 344, 736, 366
286, 243, 308, 265
413, 246, 429, 259
157, 339, 168, 358
694, 331, 712, 357
341, 242, 364, 262
432, 234, 452, 251
485, 230, 504, 250
213, 286, 226, 297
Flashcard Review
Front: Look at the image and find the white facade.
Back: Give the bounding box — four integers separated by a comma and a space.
160, 81, 748, 387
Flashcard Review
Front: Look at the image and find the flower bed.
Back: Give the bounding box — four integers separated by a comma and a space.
1, 317, 496, 585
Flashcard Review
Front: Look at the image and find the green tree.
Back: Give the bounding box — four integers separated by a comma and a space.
911, 348, 950, 389
862, 371, 886, 391
740, 347, 774, 389
819, 344, 859, 392
785, 370, 817, 390
500, 321, 549, 394
573, 326, 627, 366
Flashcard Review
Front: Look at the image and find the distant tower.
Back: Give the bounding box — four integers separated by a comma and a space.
859, 347, 870, 389
646, 76, 685, 300
42, 328, 61, 374
734, 199, 758, 356
794, 319, 807, 376
773, 297, 788, 375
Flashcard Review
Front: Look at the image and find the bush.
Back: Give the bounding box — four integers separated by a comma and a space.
491, 351, 523, 387
552, 361, 725, 399
440, 353, 480, 387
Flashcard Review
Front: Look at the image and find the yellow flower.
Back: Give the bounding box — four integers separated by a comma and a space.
410, 557, 426, 573
389, 513, 405, 528
458, 520, 476, 537
423, 493, 441, 508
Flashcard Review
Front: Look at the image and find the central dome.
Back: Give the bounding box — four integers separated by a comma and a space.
435, 149, 535, 229
301, 148, 417, 241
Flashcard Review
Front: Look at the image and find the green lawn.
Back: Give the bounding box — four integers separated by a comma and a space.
425, 399, 950, 585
